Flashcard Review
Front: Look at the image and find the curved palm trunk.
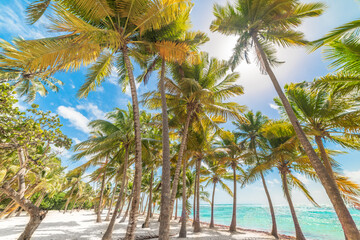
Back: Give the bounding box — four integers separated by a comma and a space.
169, 107, 193, 221
64, 185, 76, 214
120, 195, 133, 223
35, 192, 45, 208
122, 47, 143, 240
280, 170, 305, 240
193, 158, 201, 233
105, 179, 119, 221
252, 35, 360, 240
70, 198, 79, 213
102, 146, 129, 240
158, 57, 172, 238
97, 166, 108, 223
143, 169, 154, 228
209, 181, 216, 229
117, 177, 128, 219
179, 157, 188, 237
260, 171, 278, 238
229, 165, 237, 232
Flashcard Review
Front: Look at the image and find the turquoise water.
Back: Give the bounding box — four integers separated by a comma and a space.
181, 204, 360, 240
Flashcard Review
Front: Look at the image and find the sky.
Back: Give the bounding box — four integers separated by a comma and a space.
1, 0, 360, 206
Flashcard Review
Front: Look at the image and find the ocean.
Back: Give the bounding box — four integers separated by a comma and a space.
178, 204, 360, 240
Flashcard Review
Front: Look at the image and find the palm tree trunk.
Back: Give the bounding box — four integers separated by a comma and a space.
105, 178, 119, 221
209, 181, 216, 229
63, 185, 76, 214
158, 59, 172, 240
169, 106, 193, 221
70, 198, 79, 213
97, 164, 108, 223
260, 171, 278, 238
102, 145, 129, 240
252, 34, 360, 240
192, 172, 196, 227
122, 46, 142, 240
315, 136, 336, 181
120, 196, 133, 223
194, 158, 201, 233
179, 157, 187, 238
175, 199, 178, 220
229, 165, 237, 232
143, 170, 154, 228
280, 170, 306, 240
35, 192, 45, 208
139, 193, 145, 214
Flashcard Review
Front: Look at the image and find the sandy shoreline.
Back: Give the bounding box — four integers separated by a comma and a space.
0, 210, 291, 239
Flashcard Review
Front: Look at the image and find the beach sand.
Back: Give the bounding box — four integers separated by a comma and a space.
0, 210, 284, 239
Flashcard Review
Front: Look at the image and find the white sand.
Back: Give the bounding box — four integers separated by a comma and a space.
0, 210, 277, 240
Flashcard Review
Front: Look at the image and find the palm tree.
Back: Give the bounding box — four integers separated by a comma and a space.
311, 10, 360, 74
201, 158, 233, 229
11, 1, 192, 238
215, 131, 245, 232
276, 83, 360, 206
143, 52, 245, 233
0, 42, 63, 102
233, 111, 279, 238
210, 1, 360, 238
260, 121, 320, 240
138, 21, 208, 236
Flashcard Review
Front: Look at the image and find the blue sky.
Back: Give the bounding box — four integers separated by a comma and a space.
1, 0, 360, 206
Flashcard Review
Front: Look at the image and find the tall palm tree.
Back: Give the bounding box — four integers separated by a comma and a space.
143, 52, 246, 234
8, 1, 192, 238
201, 158, 233, 229
233, 111, 279, 238
138, 23, 208, 236
210, 1, 360, 238
215, 131, 245, 232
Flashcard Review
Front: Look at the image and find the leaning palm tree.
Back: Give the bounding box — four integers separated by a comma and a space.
201, 158, 233, 229
7, 1, 192, 238
260, 121, 320, 240
276, 83, 360, 207
233, 111, 279, 238
210, 1, 360, 238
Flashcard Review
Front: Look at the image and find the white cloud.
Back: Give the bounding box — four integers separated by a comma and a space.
72, 138, 81, 145
57, 106, 90, 134
344, 170, 360, 184
0, 0, 47, 39
14, 101, 27, 111
269, 103, 279, 110
51, 145, 71, 160
108, 67, 119, 85
76, 103, 105, 119
267, 179, 280, 185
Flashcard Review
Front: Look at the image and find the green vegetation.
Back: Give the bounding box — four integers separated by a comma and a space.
1, 0, 360, 240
